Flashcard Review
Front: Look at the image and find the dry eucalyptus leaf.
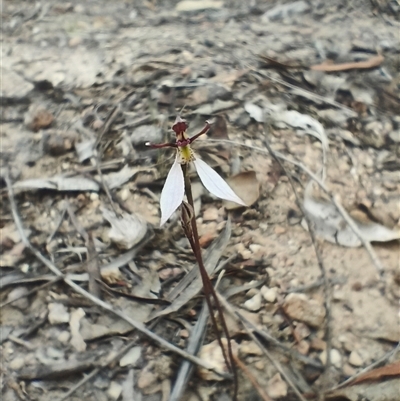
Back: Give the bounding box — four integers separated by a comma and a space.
102, 165, 139, 190
272, 110, 329, 151
14, 176, 100, 192
75, 138, 96, 162
102, 208, 148, 249
303, 182, 400, 247
193, 99, 236, 115
326, 378, 400, 401
224, 171, 260, 210
244, 103, 265, 123
311, 54, 384, 72
198, 339, 238, 381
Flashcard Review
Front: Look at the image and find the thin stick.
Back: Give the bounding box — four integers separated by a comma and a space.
4, 169, 228, 378
207, 138, 384, 275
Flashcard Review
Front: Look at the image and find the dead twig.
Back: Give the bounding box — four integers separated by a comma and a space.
4, 168, 229, 379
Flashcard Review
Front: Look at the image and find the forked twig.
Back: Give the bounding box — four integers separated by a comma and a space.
4, 169, 228, 378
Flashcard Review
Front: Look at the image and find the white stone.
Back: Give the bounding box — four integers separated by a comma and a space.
261, 286, 278, 303
349, 350, 363, 367
10, 357, 25, 371
48, 303, 70, 324
57, 330, 71, 344
243, 292, 262, 311
107, 381, 122, 400
120, 346, 142, 367
319, 349, 342, 368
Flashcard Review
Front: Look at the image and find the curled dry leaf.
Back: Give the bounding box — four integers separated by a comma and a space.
198, 339, 238, 381
303, 182, 400, 247
224, 171, 260, 210
273, 110, 329, 151
311, 54, 384, 72
102, 208, 148, 249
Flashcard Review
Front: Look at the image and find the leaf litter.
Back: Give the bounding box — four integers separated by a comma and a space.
1, 1, 399, 400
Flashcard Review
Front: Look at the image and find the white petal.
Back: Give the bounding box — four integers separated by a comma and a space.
193, 158, 246, 206
160, 156, 185, 226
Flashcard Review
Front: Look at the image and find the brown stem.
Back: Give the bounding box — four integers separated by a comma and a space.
181, 164, 238, 400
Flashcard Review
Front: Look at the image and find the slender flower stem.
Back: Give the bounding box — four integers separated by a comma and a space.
181, 164, 238, 400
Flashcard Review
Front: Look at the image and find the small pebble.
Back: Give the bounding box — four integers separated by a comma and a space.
343, 363, 357, 376
57, 331, 70, 344
260, 286, 278, 303
203, 207, 219, 221
320, 349, 342, 368
243, 292, 262, 311
240, 341, 263, 356
119, 346, 141, 367
10, 357, 25, 371
48, 303, 70, 324
107, 381, 122, 400
348, 350, 363, 367
6, 287, 29, 310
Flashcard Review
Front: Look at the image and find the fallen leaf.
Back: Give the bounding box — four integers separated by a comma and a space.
102, 165, 139, 190
351, 361, 400, 385
273, 110, 329, 151
14, 175, 100, 192
311, 54, 384, 72
198, 339, 238, 381
244, 103, 265, 123
194, 99, 236, 115
303, 182, 400, 247
102, 208, 148, 249
326, 378, 400, 401
224, 171, 260, 210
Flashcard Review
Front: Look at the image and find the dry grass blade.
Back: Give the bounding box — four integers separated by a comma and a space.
149, 219, 231, 320
86, 233, 101, 299
4, 168, 229, 378
169, 300, 209, 401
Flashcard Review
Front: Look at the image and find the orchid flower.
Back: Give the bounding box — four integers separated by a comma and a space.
146, 116, 246, 226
